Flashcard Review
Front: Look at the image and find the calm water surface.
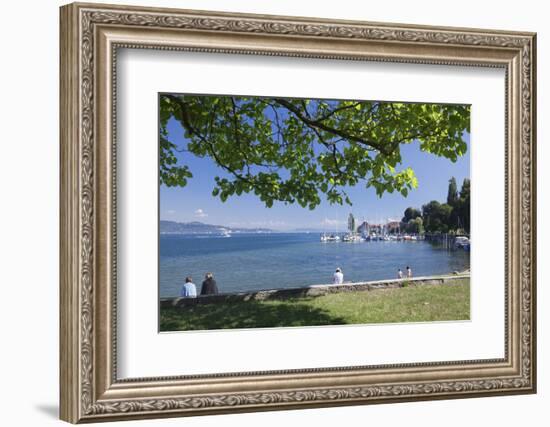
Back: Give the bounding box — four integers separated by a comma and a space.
159, 233, 470, 298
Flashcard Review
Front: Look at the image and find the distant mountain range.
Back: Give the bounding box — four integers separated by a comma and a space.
160, 220, 273, 234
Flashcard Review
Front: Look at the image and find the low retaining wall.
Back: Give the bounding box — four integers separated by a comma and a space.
161, 273, 470, 309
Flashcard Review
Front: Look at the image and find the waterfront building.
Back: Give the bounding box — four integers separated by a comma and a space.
357, 221, 370, 235
387, 221, 401, 234
348, 213, 356, 234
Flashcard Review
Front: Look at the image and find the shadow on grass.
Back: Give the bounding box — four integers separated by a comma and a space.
160, 298, 348, 331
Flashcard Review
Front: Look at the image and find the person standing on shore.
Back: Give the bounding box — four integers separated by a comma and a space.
201, 272, 219, 295
333, 268, 344, 284
406, 266, 413, 278
181, 276, 197, 298
398, 268, 403, 279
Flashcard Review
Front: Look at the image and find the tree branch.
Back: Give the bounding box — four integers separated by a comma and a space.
165, 94, 254, 185
273, 98, 394, 155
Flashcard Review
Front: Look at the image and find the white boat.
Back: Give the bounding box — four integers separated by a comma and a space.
342, 233, 363, 242
454, 236, 470, 249
321, 233, 340, 242
220, 229, 232, 238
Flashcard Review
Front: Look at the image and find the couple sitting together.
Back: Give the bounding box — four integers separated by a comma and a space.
181, 272, 218, 298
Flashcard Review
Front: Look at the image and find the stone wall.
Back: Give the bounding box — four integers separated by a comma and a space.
161, 273, 470, 309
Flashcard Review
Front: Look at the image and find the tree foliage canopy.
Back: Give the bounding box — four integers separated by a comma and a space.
422, 201, 453, 233
447, 177, 459, 207
160, 94, 470, 209
456, 178, 471, 231
402, 207, 422, 224
404, 217, 424, 234
411, 177, 470, 234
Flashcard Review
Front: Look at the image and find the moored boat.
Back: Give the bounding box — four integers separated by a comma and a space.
342, 233, 363, 242
321, 233, 341, 242
454, 236, 470, 250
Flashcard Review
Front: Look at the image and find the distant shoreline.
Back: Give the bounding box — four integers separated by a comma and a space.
159, 219, 351, 234
160, 230, 353, 236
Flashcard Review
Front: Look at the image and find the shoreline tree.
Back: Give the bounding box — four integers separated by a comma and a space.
401, 207, 422, 224
405, 216, 424, 234
457, 178, 471, 232
160, 95, 470, 209
403, 176, 470, 235
447, 177, 459, 206
447, 177, 460, 230
422, 200, 453, 233
448, 176, 471, 233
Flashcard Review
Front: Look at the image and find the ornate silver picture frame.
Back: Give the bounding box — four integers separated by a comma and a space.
60, 2, 536, 423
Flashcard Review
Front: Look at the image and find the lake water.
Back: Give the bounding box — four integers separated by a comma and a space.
159, 233, 470, 297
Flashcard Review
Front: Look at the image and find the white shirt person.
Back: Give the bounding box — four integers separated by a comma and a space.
406, 266, 413, 278
333, 268, 344, 284
181, 276, 197, 298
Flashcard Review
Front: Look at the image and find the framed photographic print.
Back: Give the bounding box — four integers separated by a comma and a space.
60, 2, 537, 423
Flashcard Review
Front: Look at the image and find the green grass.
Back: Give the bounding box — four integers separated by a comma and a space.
160, 279, 470, 331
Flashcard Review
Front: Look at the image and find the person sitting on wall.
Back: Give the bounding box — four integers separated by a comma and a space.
181, 276, 197, 298
201, 272, 219, 295
333, 267, 344, 284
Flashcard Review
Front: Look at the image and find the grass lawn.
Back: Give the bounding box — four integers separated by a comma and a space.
160, 279, 470, 331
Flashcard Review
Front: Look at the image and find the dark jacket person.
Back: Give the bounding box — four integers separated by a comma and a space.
201, 272, 219, 295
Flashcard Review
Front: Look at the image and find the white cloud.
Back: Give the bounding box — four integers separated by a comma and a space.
321, 218, 345, 226
194, 209, 208, 218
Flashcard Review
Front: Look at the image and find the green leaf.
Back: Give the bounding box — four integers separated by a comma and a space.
159, 95, 470, 208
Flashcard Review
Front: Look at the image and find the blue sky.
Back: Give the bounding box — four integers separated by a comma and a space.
160, 108, 470, 231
